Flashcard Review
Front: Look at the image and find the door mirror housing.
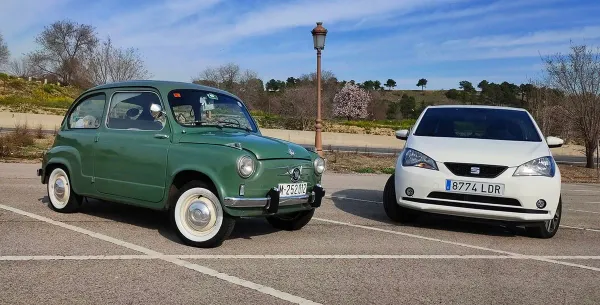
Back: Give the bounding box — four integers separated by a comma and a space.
546, 136, 564, 148
395, 129, 409, 140
150, 103, 164, 119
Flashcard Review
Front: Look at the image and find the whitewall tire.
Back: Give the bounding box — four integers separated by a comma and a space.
170, 180, 235, 248
47, 167, 82, 213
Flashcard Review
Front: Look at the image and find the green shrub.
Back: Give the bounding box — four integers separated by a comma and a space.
0, 73, 9, 81
339, 119, 415, 130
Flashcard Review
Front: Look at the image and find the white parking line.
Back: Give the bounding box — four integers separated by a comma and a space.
3, 254, 600, 261
0, 204, 320, 305
323, 197, 600, 233
313, 217, 600, 272
567, 209, 600, 214
561, 225, 600, 233
0, 255, 153, 261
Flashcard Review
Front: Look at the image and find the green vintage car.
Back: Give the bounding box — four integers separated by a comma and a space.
37, 80, 326, 248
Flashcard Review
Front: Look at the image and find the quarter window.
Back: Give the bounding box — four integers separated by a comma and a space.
107, 92, 166, 131
68, 93, 106, 129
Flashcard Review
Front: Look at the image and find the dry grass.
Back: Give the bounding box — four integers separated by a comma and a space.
324, 151, 396, 174
323, 151, 600, 183
0, 122, 53, 161
558, 164, 600, 183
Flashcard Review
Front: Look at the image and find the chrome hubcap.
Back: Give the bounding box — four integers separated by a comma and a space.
186, 199, 214, 231
54, 178, 66, 200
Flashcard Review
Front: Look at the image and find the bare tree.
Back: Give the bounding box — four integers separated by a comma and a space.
278, 85, 317, 130
87, 36, 151, 85
193, 63, 258, 92
192, 63, 264, 107
27, 19, 98, 85
544, 44, 600, 168
8, 57, 34, 78
0, 32, 9, 69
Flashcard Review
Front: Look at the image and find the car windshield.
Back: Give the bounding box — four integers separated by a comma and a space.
413, 107, 542, 142
167, 89, 258, 132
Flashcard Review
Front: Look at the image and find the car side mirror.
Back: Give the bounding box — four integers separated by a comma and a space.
150, 103, 164, 119
395, 129, 409, 140
546, 136, 564, 148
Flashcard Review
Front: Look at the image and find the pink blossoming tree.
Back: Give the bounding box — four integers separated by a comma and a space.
332, 82, 371, 120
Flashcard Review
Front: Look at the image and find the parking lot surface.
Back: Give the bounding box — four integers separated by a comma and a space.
1, 163, 599, 304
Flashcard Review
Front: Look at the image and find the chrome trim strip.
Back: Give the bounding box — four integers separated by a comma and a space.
224, 194, 312, 208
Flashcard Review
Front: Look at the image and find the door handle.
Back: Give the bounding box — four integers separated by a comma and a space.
154, 134, 169, 139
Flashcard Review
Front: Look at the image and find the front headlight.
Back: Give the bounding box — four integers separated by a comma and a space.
237, 155, 255, 178
314, 157, 325, 174
402, 148, 438, 170
513, 156, 556, 177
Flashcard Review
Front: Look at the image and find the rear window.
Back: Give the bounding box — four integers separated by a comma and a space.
413, 107, 542, 142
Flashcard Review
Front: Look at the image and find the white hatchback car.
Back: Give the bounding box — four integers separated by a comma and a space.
384, 105, 565, 238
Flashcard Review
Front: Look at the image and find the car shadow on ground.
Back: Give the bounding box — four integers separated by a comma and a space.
38, 196, 281, 245
330, 189, 528, 237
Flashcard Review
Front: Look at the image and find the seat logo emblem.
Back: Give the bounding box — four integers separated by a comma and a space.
290, 167, 301, 182
470, 167, 480, 175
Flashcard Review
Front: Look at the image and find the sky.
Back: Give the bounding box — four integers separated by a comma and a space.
1, 0, 599, 90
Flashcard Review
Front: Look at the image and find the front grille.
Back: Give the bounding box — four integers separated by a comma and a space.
261, 160, 313, 185
444, 162, 508, 178
428, 192, 521, 206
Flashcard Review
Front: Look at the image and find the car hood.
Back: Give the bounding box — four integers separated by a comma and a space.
178, 130, 312, 160
407, 136, 551, 167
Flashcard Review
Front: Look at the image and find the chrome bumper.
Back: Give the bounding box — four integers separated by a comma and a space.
223, 184, 325, 213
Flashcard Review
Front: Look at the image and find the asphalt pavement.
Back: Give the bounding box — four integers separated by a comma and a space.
1, 163, 600, 304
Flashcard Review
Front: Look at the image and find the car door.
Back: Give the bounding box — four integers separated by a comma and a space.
58, 91, 107, 195
93, 88, 170, 204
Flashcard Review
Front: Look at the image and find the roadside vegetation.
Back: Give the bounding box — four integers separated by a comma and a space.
0, 20, 599, 167
0, 122, 54, 161
0, 128, 596, 183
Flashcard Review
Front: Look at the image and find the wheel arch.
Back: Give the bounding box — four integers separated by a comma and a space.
44, 159, 73, 185
166, 169, 223, 211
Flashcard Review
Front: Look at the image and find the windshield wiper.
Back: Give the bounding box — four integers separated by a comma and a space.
190, 120, 221, 128
217, 120, 252, 132
190, 120, 251, 132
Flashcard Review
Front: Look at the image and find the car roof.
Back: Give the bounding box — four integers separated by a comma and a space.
81, 80, 240, 100
426, 104, 528, 112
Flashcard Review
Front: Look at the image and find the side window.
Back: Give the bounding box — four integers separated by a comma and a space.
68, 93, 106, 129
172, 105, 194, 125
107, 92, 166, 131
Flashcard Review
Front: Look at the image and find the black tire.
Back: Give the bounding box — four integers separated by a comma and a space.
46, 167, 83, 213
266, 208, 315, 231
383, 174, 418, 223
170, 180, 235, 248
525, 197, 562, 239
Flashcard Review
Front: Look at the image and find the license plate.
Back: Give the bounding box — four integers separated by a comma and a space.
445, 179, 504, 196
278, 183, 308, 197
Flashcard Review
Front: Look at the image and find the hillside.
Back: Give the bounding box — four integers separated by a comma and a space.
0, 76, 438, 136
373, 89, 456, 106
0, 73, 81, 116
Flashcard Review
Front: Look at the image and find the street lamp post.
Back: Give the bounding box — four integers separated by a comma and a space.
311, 22, 327, 157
